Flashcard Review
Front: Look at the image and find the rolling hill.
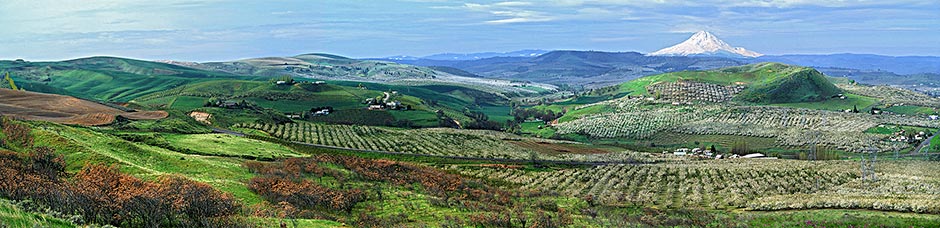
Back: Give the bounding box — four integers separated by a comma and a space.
132, 78, 516, 128
170, 53, 556, 96
0, 57, 249, 102
617, 62, 842, 104
0, 88, 167, 126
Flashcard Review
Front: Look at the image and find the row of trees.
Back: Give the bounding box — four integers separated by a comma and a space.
236, 122, 540, 160
456, 160, 858, 209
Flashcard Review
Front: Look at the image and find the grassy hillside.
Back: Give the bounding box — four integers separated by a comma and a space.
188, 53, 555, 96
0, 199, 75, 228
617, 62, 842, 103
0, 57, 251, 101
133, 79, 515, 128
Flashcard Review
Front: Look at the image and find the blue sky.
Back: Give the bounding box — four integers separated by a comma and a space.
0, 0, 937, 61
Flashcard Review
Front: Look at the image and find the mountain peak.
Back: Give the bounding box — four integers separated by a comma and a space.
649, 31, 762, 58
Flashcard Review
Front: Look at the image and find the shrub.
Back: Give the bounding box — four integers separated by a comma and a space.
0, 116, 33, 149
0, 148, 239, 227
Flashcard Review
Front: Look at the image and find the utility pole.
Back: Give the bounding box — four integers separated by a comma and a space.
895, 147, 899, 160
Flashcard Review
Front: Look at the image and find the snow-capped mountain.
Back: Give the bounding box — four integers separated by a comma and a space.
649, 31, 762, 58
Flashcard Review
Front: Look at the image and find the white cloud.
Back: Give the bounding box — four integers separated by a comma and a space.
526, 0, 932, 8
462, 1, 555, 24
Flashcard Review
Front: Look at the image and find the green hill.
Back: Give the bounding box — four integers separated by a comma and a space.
0, 57, 249, 101
190, 53, 556, 96
133, 79, 514, 128
617, 62, 842, 104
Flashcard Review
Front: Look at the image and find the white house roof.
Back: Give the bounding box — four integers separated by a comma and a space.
742, 153, 765, 158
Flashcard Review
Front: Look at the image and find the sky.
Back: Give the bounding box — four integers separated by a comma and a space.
0, 0, 938, 61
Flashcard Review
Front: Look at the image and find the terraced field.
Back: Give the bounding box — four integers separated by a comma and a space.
555, 101, 939, 152
234, 122, 646, 162
452, 159, 940, 214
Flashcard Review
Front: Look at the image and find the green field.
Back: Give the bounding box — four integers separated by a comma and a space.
519, 121, 557, 138
162, 133, 303, 159
932, 135, 939, 151
28, 121, 265, 205
0, 57, 250, 101
0, 199, 74, 228
556, 104, 614, 123
133, 79, 514, 128
886, 105, 940, 115
769, 93, 878, 112
169, 95, 209, 110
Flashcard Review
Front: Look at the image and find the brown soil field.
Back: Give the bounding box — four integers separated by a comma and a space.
0, 89, 167, 126
510, 141, 612, 155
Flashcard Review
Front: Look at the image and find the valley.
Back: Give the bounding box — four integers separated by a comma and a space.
2, 51, 940, 227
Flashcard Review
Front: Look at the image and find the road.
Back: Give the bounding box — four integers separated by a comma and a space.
911, 130, 937, 155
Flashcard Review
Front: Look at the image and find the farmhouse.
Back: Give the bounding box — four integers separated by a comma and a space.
221, 101, 240, 108
673, 148, 690, 156
386, 101, 402, 109
741, 153, 766, 159
930, 115, 939, 120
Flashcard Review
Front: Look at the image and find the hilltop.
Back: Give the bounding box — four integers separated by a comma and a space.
0, 56, 248, 101
617, 62, 841, 104
172, 53, 556, 95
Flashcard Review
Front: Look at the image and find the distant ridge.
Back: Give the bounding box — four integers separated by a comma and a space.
649, 31, 762, 58
381, 50, 549, 61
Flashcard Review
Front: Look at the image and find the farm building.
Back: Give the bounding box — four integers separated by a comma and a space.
673, 148, 690, 156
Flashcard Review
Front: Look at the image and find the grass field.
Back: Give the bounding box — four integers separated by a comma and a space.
738, 209, 940, 227
476, 105, 513, 123
0, 199, 75, 228
886, 105, 940, 115
169, 95, 208, 110
769, 93, 878, 112
162, 133, 304, 159
932, 135, 940, 151
29, 122, 266, 205
556, 104, 614, 123
519, 121, 557, 138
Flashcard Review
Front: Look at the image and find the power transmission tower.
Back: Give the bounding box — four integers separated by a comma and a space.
859, 147, 878, 182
